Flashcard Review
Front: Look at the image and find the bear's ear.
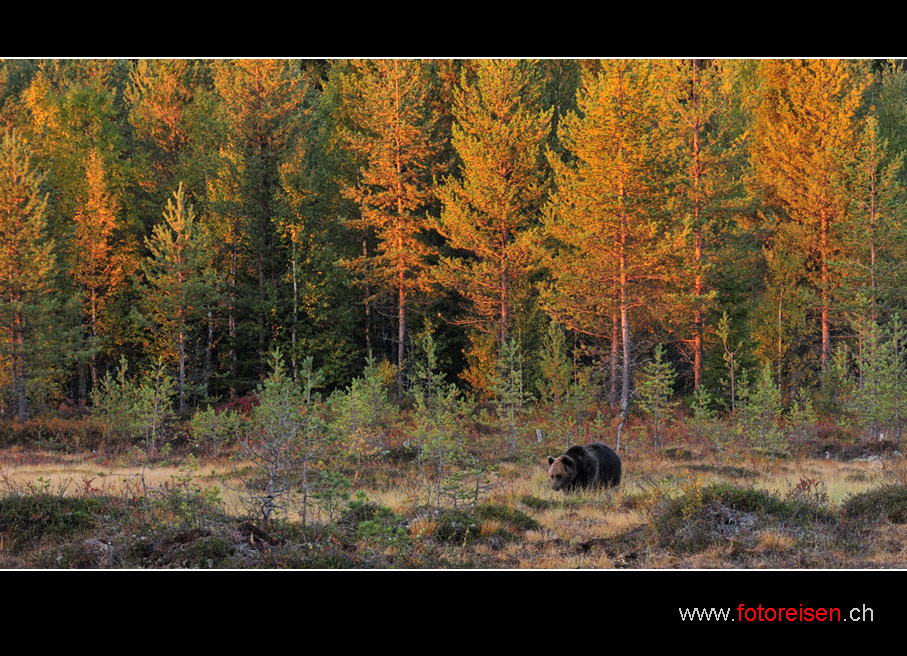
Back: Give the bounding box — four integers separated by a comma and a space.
547, 456, 555, 465
561, 455, 574, 469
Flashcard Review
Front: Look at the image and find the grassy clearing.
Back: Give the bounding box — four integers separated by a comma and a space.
1, 443, 907, 568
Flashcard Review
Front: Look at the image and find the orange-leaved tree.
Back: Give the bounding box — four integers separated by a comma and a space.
335, 59, 443, 389
434, 60, 552, 396
750, 59, 871, 372
544, 60, 667, 419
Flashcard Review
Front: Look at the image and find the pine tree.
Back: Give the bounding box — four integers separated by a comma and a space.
537, 319, 572, 408
872, 61, 907, 188
740, 361, 785, 455
636, 344, 678, 448
544, 60, 666, 420
750, 59, 871, 370
125, 59, 218, 220
654, 59, 742, 389
491, 337, 530, 454
839, 115, 907, 324
235, 348, 323, 524
850, 318, 907, 441
208, 60, 307, 383
335, 60, 442, 388
71, 148, 132, 389
142, 183, 219, 413
276, 64, 363, 389
0, 131, 56, 421
17, 61, 136, 402
434, 60, 552, 394
125, 60, 196, 183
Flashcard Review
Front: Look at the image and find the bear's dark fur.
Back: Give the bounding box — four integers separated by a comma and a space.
546, 443, 621, 491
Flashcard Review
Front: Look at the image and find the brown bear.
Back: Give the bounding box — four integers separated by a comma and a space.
547, 443, 621, 491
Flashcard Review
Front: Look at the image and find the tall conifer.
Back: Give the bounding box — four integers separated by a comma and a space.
0, 131, 55, 421
751, 59, 870, 370
142, 183, 219, 413
336, 60, 441, 387
544, 60, 665, 419
434, 60, 552, 394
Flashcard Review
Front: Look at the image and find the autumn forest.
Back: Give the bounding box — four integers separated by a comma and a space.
7, 58, 907, 569
2, 58, 905, 428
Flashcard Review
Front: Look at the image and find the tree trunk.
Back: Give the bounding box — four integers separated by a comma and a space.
619, 243, 631, 421
610, 309, 619, 410
820, 212, 831, 369
204, 308, 213, 398
291, 238, 298, 381
363, 238, 372, 360
13, 307, 26, 423
397, 274, 405, 396
691, 59, 704, 390
178, 328, 186, 414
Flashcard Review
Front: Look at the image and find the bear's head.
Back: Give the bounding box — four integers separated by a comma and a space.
547, 454, 576, 491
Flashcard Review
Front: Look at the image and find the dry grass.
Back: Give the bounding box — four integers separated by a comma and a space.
750, 457, 885, 504
408, 516, 439, 539
0, 447, 245, 513
4, 443, 907, 568
753, 529, 796, 553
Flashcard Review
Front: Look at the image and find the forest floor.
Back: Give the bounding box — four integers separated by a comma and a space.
1, 432, 906, 569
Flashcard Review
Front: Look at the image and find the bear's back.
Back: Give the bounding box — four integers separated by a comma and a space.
584, 442, 621, 487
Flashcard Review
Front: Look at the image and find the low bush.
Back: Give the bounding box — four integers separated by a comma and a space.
652, 483, 836, 553
520, 495, 555, 511
0, 494, 125, 552
841, 484, 907, 524
474, 502, 540, 531
684, 464, 758, 479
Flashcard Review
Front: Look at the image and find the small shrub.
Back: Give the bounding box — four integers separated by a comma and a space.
785, 477, 829, 508
355, 506, 410, 548
473, 503, 540, 531
340, 493, 409, 548
0, 494, 124, 552
183, 536, 231, 568
685, 464, 758, 479
432, 509, 483, 544
520, 495, 554, 511
663, 447, 693, 461
842, 484, 907, 524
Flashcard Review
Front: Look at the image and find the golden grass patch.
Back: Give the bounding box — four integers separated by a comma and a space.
408, 516, 439, 540
753, 529, 795, 553
753, 458, 886, 505
479, 520, 502, 537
